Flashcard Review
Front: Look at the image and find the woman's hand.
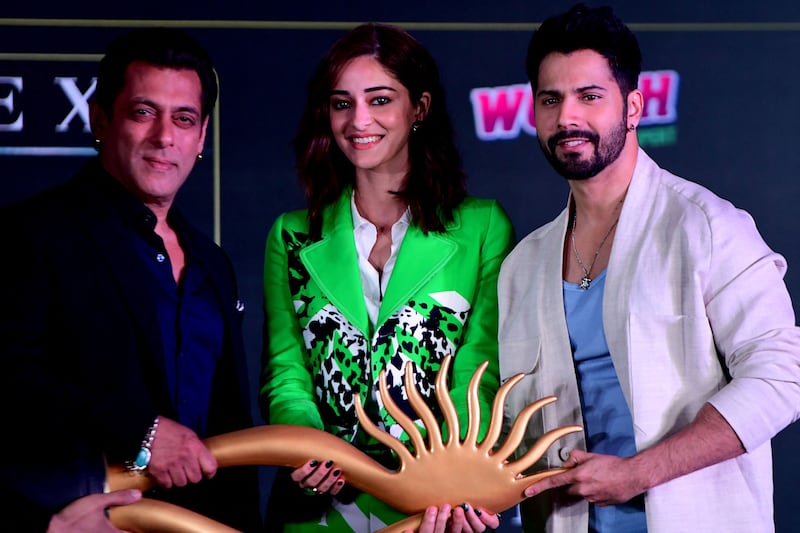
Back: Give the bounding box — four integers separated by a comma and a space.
407, 503, 501, 533
291, 458, 346, 496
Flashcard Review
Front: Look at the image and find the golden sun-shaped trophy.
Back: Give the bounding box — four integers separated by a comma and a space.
108, 356, 581, 532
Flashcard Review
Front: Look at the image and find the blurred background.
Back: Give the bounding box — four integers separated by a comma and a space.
2, 1, 799, 530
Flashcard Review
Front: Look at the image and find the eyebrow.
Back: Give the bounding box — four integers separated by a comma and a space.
329, 85, 398, 96
536, 84, 608, 98
365, 86, 397, 93
130, 97, 200, 115
535, 89, 562, 98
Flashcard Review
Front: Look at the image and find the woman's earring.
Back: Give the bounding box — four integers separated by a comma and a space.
411, 122, 421, 132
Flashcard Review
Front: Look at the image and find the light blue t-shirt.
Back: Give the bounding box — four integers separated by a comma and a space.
564, 270, 647, 533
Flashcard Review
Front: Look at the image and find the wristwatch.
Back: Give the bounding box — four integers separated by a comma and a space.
126, 416, 160, 474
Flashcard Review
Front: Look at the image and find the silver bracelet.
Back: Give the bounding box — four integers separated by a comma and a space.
125, 416, 160, 474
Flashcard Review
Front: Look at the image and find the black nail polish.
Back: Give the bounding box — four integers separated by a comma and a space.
324, 460, 333, 468
475, 509, 482, 517
461, 503, 469, 511
336, 479, 344, 486
333, 469, 341, 476
309, 460, 319, 467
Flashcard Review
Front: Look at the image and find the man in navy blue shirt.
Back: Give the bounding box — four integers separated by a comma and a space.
0, 28, 261, 532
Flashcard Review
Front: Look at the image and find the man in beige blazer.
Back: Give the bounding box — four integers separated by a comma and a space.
498, 5, 800, 533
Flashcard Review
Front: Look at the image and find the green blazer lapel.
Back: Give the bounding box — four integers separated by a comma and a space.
300, 194, 370, 336
379, 223, 458, 326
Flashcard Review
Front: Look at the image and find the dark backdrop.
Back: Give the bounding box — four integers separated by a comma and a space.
2, 2, 799, 531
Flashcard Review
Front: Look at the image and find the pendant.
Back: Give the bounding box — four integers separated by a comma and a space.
579, 276, 591, 290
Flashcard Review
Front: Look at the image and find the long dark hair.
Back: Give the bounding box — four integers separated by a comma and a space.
294, 23, 466, 239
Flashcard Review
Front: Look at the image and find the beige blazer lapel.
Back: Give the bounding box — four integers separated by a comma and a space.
604, 148, 657, 409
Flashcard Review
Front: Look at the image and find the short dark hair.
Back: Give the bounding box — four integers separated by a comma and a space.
94, 27, 218, 119
526, 4, 641, 96
294, 23, 466, 238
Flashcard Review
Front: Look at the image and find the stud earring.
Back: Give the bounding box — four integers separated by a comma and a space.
411, 122, 421, 132
196, 153, 203, 161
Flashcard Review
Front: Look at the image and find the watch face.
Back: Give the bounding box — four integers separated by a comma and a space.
133, 447, 152, 470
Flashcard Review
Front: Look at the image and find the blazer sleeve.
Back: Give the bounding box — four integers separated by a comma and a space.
700, 205, 800, 451
0, 201, 107, 518
260, 213, 325, 430
449, 201, 516, 438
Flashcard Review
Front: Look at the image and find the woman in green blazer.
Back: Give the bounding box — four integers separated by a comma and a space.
260, 23, 514, 533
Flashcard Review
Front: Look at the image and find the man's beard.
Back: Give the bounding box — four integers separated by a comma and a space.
539, 119, 628, 181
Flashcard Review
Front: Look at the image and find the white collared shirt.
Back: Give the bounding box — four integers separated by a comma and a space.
351, 192, 410, 327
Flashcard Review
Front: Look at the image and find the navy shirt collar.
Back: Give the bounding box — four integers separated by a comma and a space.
80, 158, 199, 262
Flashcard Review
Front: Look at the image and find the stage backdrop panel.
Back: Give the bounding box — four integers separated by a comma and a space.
2, 2, 799, 530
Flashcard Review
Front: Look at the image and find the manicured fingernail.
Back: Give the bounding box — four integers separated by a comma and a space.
324, 460, 333, 468
333, 469, 341, 476
336, 479, 344, 486
309, 460, 319, 467
461, 503, 470, 511
475, 509, 482, 516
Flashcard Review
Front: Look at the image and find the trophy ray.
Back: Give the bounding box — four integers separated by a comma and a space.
108, 356, 582, 532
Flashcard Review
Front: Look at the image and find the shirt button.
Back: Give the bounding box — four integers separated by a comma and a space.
156, 253, 165, 263
558, 447, 573, 462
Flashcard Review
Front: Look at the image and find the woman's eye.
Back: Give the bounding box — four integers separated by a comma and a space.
331, 100, 351, 111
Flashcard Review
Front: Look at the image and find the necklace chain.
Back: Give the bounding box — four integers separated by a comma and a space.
570, 211, 620, 290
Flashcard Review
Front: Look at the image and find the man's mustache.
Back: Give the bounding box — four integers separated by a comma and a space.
546, 129, 600, 153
